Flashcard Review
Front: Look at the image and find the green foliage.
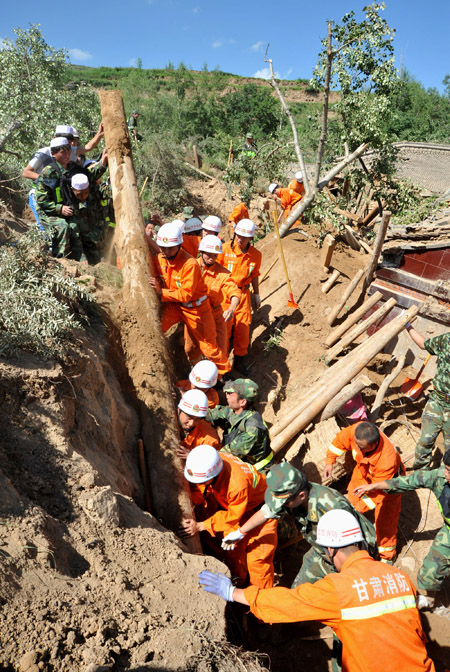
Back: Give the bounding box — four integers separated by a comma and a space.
0, 228, 92, 359
222, 83, 281, 137
0, 25, 100, 176
312, 2, 399, 153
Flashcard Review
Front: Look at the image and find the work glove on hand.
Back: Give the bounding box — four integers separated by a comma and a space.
199, 571, 235, 602
221, 528, 245, 551
252, 294, 261, 311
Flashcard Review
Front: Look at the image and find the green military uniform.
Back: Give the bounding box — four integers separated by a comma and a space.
35, 160, 106, 260
262, 463, 377, 586
207, 405, 273, 473
414, 333, 450, 469
68, 188, 106, 265
128, 112, 142, 141
386, 466, 450, 591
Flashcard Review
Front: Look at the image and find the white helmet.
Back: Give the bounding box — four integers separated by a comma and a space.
184, 445, 223, 483
316, 510, 364, 548
184, 217, 203, 234
156, 222, 183, 247
202, 215, 222, 234
178, 389, 209, 418
189, 360, 219, 389
198, 235, 222, 255
234, 218, 255, 238
268, 183, 278, 194
172, 218, 186, 232
295, 171, 303, 183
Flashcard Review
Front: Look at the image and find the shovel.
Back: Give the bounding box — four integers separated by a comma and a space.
400, 353, 431, 400
271, 210, 299, 309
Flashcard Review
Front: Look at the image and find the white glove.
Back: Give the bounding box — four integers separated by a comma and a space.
221, 528, 245, 551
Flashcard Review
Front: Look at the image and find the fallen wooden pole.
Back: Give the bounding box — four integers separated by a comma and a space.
363, 211, 391, 292
325, 291, 383, 346
370, 354, 406, 422
100, 90, 201, 554
260, 258, 278, 284
271, 305, 418, 454
361, 204, 380, 227
327, 268, 364, 326
318, 375, 373, 422
321, 269, 341, 294
325, 298, 397, 363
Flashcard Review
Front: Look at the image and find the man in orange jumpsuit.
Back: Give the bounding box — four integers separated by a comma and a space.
323, 421, 404, 562
268, 182, 302, 220
182, 445, 277, 588
184, 235, 241, 365
199, 509, 435, 672
176, 360, 220, 409
228, 201, 249, 235
177, 389, 221, 459
149, 222, 230, 376
288, 170, 305, 197
217, 219, 261, 374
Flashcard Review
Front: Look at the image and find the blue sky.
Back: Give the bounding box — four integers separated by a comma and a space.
2, 0, 449, 92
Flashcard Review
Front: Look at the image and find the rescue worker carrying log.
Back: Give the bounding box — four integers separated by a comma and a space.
324, 421, 404, 562
217, 219, 261, 374
354, 447, 450, 611
207, 378, 274, 473
184, 235, 241, 367
149, 222, 231, 377
182, 445, 278, 588
221, 462, 376, 586
199, 509, 436, 672
268, 182, 302, 220
176, 360, 220, 409
405, 322, 450, 469
177, 389, 221, 460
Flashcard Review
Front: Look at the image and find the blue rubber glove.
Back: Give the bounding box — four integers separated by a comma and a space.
199, 571, 235, 601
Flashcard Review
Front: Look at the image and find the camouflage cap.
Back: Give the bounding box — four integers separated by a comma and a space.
264, 462, 309, 514
224, 378, 259, 402
183, 206, 194, 217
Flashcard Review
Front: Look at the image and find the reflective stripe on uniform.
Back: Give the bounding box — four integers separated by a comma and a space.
378, 545, 396, 553
361, 494, 376, 510
253, 451, 274, 472
328, 444, 345, 457
55, 186, 63, 203
341, 594, 416, 621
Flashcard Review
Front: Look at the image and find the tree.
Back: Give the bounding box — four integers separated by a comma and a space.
0, 24, 100, 175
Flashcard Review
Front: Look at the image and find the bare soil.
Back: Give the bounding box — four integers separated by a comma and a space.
1, 177, 449, 671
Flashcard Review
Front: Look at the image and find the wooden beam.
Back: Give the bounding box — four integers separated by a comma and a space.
321, 269, 341, 294
327, 268, 365, 326
325, 291, 383, 346
321, 234, 336, 269
363, 211, 391, 292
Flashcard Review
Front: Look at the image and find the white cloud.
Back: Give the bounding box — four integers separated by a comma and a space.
69, 48, 92, 62
193, 6, 199, 13
212, 38, 235, 49
253, 67, 280, 80
285, 67, 293, 77
250, 40, 265, 53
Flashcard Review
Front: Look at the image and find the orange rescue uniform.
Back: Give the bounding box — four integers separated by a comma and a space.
176, 380, 219, 409
217, 241, 261, 357
198, 453, 277, 588
244, 551, 435, 672
288, 178, 305, 197
278, 187, 302, 219
182, 234, 201, 259
180, 418, 221, 452
228, 202, 249, 235
326, 423, 404, 560
155, 248, 230, 375
185, 260, 242, 363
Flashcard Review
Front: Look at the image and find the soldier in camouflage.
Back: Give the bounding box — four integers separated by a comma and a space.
68, 174, 107, 265
221, 462, 377, 586
354, 448, 450, 610
406, 323, 450, 469
35, 139, 107, 260
207, 378, 274, 473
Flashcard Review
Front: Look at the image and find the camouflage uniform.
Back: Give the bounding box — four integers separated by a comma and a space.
68, 189, 106, 265
262, 463, 377, 586
35, 160, 106, 260
414, 333, 450, 469
386, 466, 450, 591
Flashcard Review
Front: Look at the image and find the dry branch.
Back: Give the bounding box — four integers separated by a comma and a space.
370, 354, 406, 422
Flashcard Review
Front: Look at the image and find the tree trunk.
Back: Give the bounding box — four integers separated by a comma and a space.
318, 375, 373, 422
99, 90, 201, 554
363, 211, 391, 292
325, 291, 383, 346
271, 305, 418, 454
327, 268, 365, 326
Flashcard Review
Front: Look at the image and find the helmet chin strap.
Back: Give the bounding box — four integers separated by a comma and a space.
328, 547, 339, 571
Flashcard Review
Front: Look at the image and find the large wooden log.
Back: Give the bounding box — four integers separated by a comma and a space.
318, 375, 373, 422
325, 298, 397, 363
325, 291, 383, 346
321, 269, 341, 294
363, 211, 391, 292
99, 90, 201, 554
271, 305, 418, 454
327, 268, 364, 326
